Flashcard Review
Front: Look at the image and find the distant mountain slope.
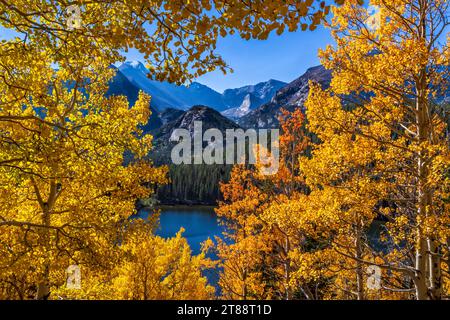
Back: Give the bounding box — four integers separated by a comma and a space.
223, 79, 287, 106
159, 108, 185, 125
107, 66, 140, 105
221, 79, 287, 119
118, 61, 187, 111
151, 105, 240, 165
117, 61, 285, 114
118, 61, 226, 111
239, 65, 332, 128
221, 93, 259, 120
107, 66, 162, 131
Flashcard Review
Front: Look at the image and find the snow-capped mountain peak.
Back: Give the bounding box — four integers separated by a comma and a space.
116, 60, 286, 115
123, 60, 149, 75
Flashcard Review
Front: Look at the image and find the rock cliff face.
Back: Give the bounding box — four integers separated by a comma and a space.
150, 105, 240, 165
238, 65, 332, 128
221, 79, 287, 119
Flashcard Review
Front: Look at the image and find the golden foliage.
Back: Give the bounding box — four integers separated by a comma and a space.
216, 0, 449, 300
301, 0, 449, 299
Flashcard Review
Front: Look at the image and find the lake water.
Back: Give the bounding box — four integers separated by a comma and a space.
137, 205, 224, 255
136, 205, 385, 290
137, 205, 385, 254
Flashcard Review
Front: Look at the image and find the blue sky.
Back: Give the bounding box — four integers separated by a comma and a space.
199, 26, 333, 92
1, 24, 333, 92
125, 26, 334, 92
2, 4, 448, 93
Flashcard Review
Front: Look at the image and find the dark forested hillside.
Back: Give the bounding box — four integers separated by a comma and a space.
157, 164, 232, 205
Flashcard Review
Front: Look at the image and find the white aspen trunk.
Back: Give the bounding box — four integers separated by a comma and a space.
427, 238, 442, 300
414, 88, 431, 300
412, 1, 441, 299
413, 236, 428, 300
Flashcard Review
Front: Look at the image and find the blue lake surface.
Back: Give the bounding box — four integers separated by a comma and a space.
137, 205, 225, 289
138, 205, 225, 255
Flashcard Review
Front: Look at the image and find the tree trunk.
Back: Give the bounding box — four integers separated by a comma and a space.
413, 1, 439, 297
35, 180, 57, 300
242, 269, 247, 300
355, 229, 365, 300
284, 236, 291, 300
35, 202, 51, 300
427, 238, 442, 300
413, 236, 428, 300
